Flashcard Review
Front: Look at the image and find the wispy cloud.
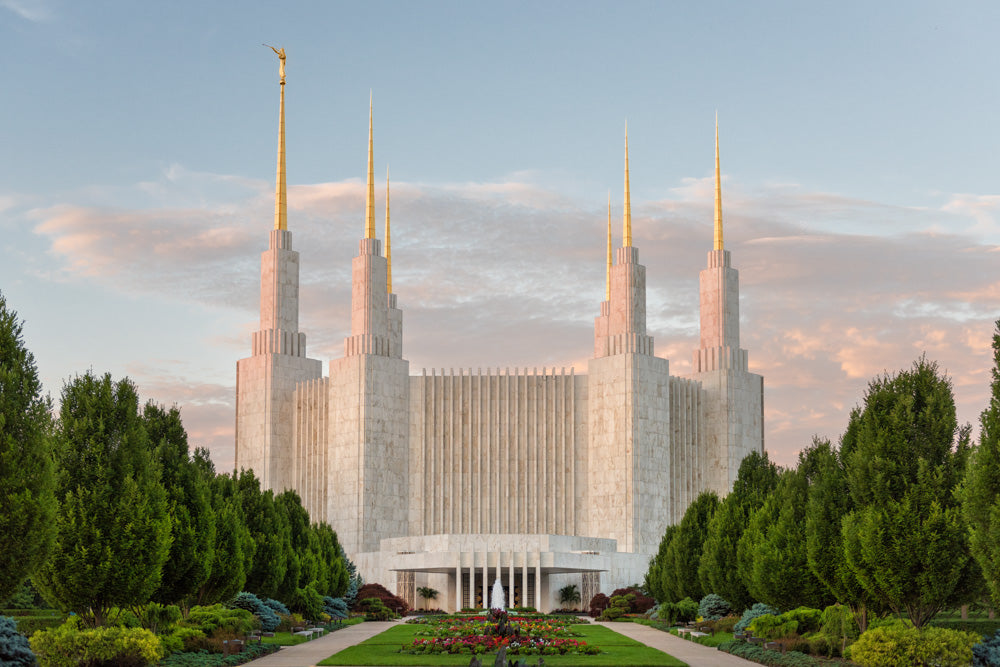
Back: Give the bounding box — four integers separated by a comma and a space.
24, 168, 1000, 467
1, 0, 51, 21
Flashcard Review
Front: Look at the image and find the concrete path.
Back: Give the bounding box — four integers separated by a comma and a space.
592, 620, 758, 666
243, 620, 399, 667
244, 618, 758, 667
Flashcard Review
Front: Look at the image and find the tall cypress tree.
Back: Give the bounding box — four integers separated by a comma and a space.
0, 293, 56, 602
144, 403, 215, 607
743, 443, 833, 611
841, 358, 978, 628
959, 320, 1000, 608
698, 450, 779, 612
664, 491, 718, 602
644, 524, 678, 603
35, 373, 171, 626
193, 451, 251, 605
238, 470, 291, 599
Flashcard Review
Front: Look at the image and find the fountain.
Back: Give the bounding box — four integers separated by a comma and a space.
489, 578, 506, 611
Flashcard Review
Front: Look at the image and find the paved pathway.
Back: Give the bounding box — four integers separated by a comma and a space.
592, 619, 758, 666
244, 620, 399, 667
245, 618, 758, 667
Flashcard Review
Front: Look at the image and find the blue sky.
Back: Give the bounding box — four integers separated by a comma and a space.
3, 0, 999, 469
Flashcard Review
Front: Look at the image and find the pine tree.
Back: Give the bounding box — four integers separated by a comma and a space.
744, 443, 834, 611
0, 292, 56, 602
237, 470, 291, 599
144, 403, 215, 607
841, 358, 978, 628
644, 524, 678, 603
698, 450, 779, 612
194, 458, 251, 605
35, 373, 171, 625
959, 320, 1000, 608
664, 491, 718, 602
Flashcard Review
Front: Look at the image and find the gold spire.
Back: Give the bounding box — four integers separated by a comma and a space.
606, 191, 612, 301
385, 166, 392, 294
271, 46, 287, 231
623, 123, 632, 247
365, 91, 376, 239
714, 113, 723, 251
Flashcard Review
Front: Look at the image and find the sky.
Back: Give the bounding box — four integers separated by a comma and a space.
3, 0, 1000, 471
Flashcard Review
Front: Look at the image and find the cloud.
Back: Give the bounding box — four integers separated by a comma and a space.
25, 168, 1000, 468
0, 0, 51, 21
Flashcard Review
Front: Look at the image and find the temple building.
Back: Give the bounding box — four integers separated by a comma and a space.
234, 62, 764, 612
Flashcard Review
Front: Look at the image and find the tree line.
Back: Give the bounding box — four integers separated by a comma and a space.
0, 292, 350, 624
647, 324, 1000, 631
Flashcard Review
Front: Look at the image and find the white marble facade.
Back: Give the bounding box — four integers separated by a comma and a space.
235, 132, 764, 612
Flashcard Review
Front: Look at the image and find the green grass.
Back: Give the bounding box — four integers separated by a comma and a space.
319, 623, 685, 666
263, 618, 366, 646
261, 631, 312, 646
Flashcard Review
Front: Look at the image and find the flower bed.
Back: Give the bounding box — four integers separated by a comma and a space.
402, 609, 599, 656
404, 635, 598, 656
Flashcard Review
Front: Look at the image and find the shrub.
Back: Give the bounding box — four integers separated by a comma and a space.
714, 615, 739, 633
819, 603, 858, 643
698, 593, 733, 620
323, 596, 349, 619
262, 598, 289, 616
133, 602, 182, 635
357, 597, 395, 621
781, 607, 822, 634
748, 613, 798, 640
0, 615, 36, 666
610, 587, 655, 614
851, 622, 978, 667
288, 586, 324, 622
734, 602, 779, 634
182, 605, 256, 637
717, 639, 823, 666
228, 592, 279, 632
159, 627, 206, 655
30, 619, 164, 667
350, 584, 408, 615
9, 612, 63, 637
974, 629, 1000, 667
657, 597, 699, 624
588, 593, 609, 618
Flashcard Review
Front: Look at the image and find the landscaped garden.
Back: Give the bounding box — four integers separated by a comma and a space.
319, 610, 684, 666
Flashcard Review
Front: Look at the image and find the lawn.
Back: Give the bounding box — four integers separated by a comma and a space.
262, 618, 367, 646
318, 622, 685, 666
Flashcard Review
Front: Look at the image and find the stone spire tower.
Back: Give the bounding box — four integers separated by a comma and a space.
587, 126, 671, 554
236, 49, 322, 492
326, 95, 409, 555
688, 117, 763, 495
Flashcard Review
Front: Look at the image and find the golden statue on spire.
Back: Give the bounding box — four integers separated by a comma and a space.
266, 44, 286, 84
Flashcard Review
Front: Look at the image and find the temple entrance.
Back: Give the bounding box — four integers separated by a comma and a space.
462, 572, 535, 609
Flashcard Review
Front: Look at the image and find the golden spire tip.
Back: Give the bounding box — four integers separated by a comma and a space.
365, 92, 376, 239
386, 165, 392, 294
714, 114, 723, 251
623, 122, 632, 247
271, 46, 287, 231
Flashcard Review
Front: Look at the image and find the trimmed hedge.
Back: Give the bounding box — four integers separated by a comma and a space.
717, 640, 822, 666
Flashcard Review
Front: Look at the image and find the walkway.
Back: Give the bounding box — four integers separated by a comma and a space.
245, 618, 758, 667
592, 619, 758, 666
244, 620, 399, 667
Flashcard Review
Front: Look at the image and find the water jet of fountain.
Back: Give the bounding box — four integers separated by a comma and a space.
489, 578, 505, 611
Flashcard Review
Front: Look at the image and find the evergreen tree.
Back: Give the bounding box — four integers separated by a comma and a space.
314, 522, 349, 598
644, 524, 678, 603
959, 320, 1000, 608
664, 491, 718, 602
0, 293, 57, 602
743, 443, 834, 611
35, 373, 171, 625
237, 470, 290, 599
276, 490, 316, 591
806, 433, 882, 632
194, 458, 251, 606
698, 450, 779, 612
144, 403, 215, 607
841, 358, 978, 628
